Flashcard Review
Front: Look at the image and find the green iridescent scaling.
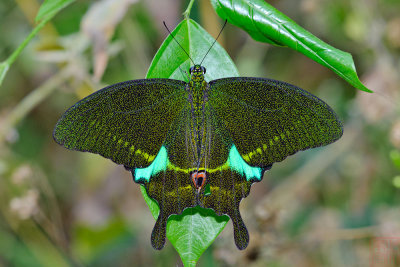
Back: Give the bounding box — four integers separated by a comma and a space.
53, 63, 342, 250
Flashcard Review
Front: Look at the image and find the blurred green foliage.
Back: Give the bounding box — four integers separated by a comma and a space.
0, 0, 399, 266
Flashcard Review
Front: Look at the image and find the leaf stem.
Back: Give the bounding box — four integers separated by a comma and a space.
0, 17, 48, 87
183, 0, 196, 19
0, 68, 70, 143
0, 0, 75, 87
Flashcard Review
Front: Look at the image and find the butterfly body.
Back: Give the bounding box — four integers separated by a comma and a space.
187, 65, 209, 164
54, 64, 343, 250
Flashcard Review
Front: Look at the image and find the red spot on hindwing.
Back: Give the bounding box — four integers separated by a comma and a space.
191, 171, 207, 191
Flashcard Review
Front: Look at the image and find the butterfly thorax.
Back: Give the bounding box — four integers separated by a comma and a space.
188, 65, 209, 162
188, 67, 208, 112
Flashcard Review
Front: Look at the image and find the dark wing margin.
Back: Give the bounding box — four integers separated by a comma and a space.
208, 77, 343, 167
53, 79, 187, 169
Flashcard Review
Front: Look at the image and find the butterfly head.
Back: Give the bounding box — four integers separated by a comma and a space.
189, 65, 206, 82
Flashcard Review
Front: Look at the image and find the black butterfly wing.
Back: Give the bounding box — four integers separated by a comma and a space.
137, 103, 254, 250
54, 75, 343, 252
208, 77, 343, 168
138, 76, 343, 251
53, 79, 187, 170
139, 106, 197, 250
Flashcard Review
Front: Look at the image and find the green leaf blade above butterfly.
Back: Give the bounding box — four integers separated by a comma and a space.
147, 20, 239, 81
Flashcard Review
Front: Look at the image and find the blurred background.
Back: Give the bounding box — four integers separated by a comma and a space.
0, 0, 399, 266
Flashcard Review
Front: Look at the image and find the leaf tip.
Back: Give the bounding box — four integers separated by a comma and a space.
358, 83, 374, 93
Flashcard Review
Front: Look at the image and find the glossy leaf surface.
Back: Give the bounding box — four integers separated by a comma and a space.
210, 0, 372, 92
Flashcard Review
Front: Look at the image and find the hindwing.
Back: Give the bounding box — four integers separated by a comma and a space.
133, 104, 270, 250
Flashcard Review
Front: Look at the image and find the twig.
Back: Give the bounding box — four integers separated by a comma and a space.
0, 68, 71, 144
183, 0, 196, 19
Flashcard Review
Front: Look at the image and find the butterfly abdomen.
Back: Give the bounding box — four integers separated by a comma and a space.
191, 171, 207, 192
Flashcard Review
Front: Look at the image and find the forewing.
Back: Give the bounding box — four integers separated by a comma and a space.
53, 79, 187, 169
209, 77, 343, 167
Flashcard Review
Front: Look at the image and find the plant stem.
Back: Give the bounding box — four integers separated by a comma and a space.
0, 17, 48, 87
183, 0, 196, 19
0, 68, 70, 144
0, 0, 74, 87
5, 18, 47, 67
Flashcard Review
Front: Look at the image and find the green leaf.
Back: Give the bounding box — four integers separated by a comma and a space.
147, 19, 239, 81
35, 0, 76, 23
210, 0, 372, 93
390, 150, 400, 169
140, 185, 159, 219
143, 19, 236, 266
167, 207, 229, 266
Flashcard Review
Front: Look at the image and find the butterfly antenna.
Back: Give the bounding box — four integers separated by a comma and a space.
200, 20, 227, 66
163, 21, 195, 66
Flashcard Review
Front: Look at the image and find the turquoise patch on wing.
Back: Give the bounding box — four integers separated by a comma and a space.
135, 146, 169, 182
228, 145, 262, 181
134, 145, 262, 183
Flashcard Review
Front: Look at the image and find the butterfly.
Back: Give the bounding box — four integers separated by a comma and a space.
53, 22, 343, 250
